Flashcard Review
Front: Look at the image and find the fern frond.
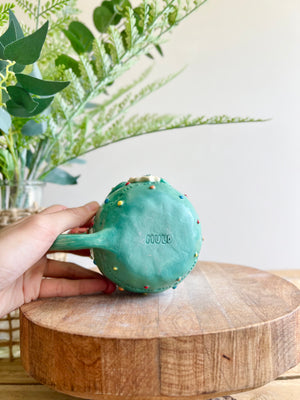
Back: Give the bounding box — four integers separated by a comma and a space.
39, 0, 71, 19
124, 6, 139, 49
92, 38, 112, 80
52, 92, 72, 121
29, 0, 260, 183
148, 0, 160, 26
107, 26, 125, 64
78, 55, 98, 91
92, 69, 183, 130
71, 117, 89, 157
47, 14, 74, 32
141, 0, 151, 33
88, 66, 154, 118
91, 113, 264, 150
15, 0, 35, 19
0, 3, 15, 28
42, 113, 263, 174
47, 117, 59, 139
63, 69, 86, 104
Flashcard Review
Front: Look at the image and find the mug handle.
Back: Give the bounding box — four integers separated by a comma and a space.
50, 232, 101, 252
50, 228, 116, 252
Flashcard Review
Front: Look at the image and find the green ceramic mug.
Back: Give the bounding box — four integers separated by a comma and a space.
51, 176, 202, 293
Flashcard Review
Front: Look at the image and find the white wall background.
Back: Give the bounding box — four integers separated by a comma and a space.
43, 0, 300, 271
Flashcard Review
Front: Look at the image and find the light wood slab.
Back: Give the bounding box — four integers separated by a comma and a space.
233, 378, 300, 400
20, 262, 300, 400
3, 359, 300, 400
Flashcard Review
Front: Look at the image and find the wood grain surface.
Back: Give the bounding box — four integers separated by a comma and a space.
20, 262, 300, 400
1, 358, 300, 400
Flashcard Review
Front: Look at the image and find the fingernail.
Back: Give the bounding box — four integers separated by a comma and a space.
85, 201, 99, 212
104, 279, 116, 294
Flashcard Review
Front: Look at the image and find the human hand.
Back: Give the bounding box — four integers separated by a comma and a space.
0, 202, 116, 317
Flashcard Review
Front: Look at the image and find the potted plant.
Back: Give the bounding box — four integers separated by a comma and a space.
0, 0, 261, 360
0, 0, 257, 210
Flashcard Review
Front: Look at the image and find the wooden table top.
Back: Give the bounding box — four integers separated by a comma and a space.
0, 268, 299, 400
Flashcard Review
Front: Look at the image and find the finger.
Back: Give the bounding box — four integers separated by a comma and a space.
102, 277, 116, 294
44, 201, 99, 236
39, 277, 109, 298
39, 205, 67, 215
68, 227, 89, 234
44, 259, 101, 279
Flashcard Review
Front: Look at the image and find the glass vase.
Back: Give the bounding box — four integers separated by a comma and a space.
0, 180, 45, 210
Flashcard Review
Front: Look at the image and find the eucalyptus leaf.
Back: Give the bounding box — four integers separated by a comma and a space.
0, 60, 8, 74
94, 0, 130, 32
62, 29, 84, 54
16, 74, 69, 96
0, 42, 4, 59
4, 21, 48, 65
21, 119, 47, 136
1, 89, 10, 103
12, 63, 25, 73
7, 86, 38, 112
0, 108, 11, 134
0, 53, 24, 73
26, 150, 33, 168
43, 168, 80, 185
0, 19, 17, 47
8, 9, 24, 39
93, 5, 115, 33
55, 54, 80, 76
6, 96, 54, 117
0, 9, 24, 47
63, 21, 94, 54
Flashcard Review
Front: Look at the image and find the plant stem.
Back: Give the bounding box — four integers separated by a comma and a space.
36, 0, 41, 30
26, 139, 47, 180
5, 130, 20, 183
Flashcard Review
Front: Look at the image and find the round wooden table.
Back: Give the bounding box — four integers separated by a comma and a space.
20, 262, 300, 400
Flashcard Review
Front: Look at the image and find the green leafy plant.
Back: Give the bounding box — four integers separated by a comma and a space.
0, 0, 261, 188
0, 8, 69, 184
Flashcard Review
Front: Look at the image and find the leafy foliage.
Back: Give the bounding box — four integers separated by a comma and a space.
0, 3, 15, 27
0, 0, 261, 186
14, 0, 71, 22
0, 11, 68, 120
0, 9, 69, 182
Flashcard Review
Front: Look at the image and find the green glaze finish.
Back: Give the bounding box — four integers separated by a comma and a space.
51, 177, 202, 293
